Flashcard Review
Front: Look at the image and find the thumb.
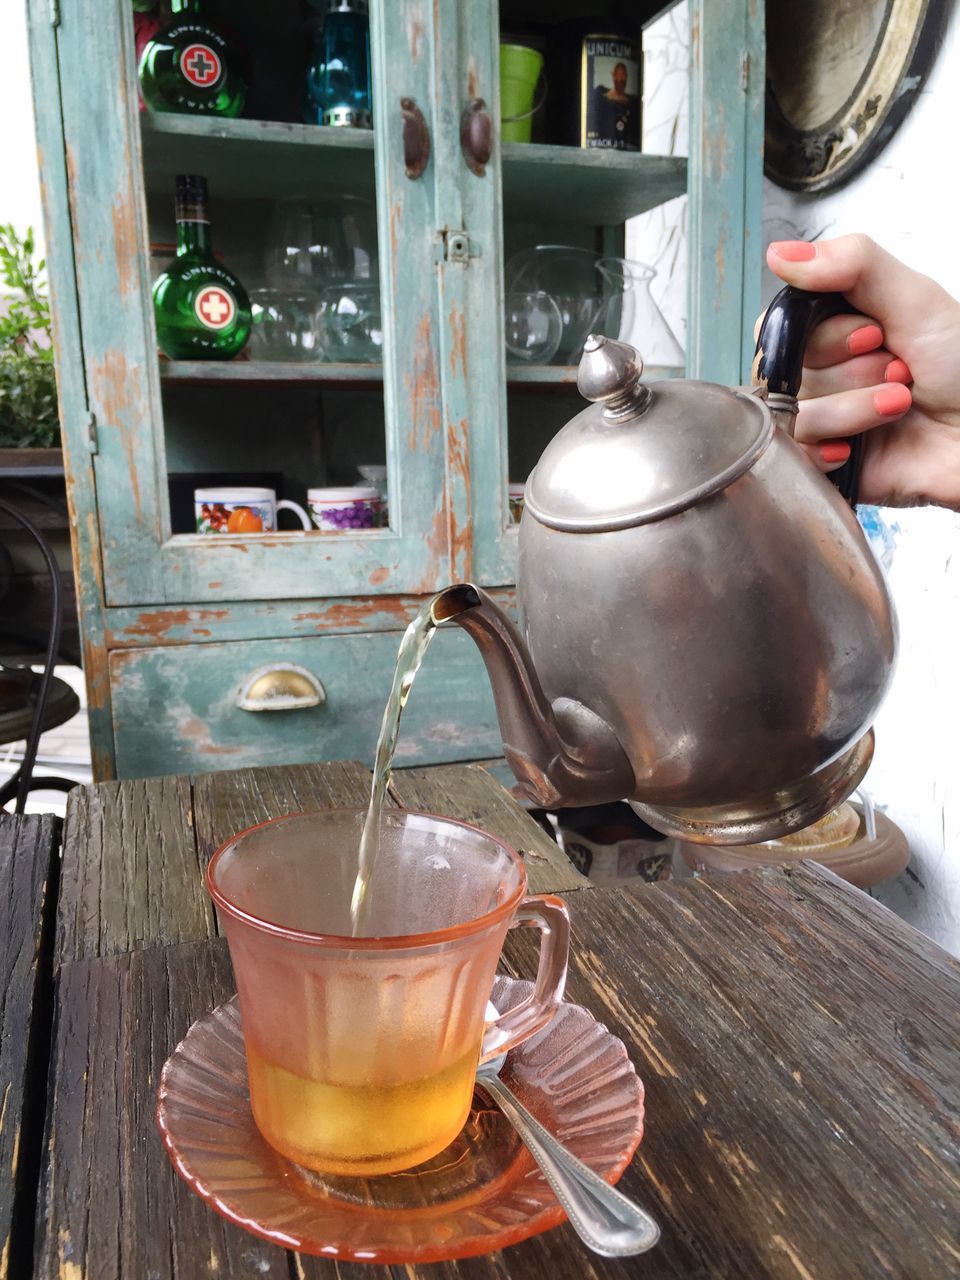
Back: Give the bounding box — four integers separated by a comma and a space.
766, 234, 954, 348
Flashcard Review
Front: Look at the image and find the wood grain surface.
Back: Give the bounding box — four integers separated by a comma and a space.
56, 761, 585, 967
0, 814, 59, 1279
34, 859, 960, 1280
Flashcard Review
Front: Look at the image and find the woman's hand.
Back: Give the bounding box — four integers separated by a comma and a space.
765, 234, 960, 509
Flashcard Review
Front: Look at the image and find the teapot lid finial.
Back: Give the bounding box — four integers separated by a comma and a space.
577, 334, 652, 422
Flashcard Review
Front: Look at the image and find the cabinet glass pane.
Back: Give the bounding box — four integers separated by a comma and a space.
483, 1, 687, 571
137, 0, 389, 540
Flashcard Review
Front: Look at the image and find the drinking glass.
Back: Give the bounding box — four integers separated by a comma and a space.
265, 196, 377, 292
319, 282, 383, 361
504, 245, 609, 364
504, 290, 563, 363
595, 257, 685, 368
248, 288, 324, 362
206, 808, 570, 1177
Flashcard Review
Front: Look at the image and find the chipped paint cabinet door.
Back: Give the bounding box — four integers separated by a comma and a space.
434, 0, 764, 587
49, 0, 450, 607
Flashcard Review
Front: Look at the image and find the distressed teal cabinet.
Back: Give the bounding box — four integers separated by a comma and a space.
28, 0, 763, 780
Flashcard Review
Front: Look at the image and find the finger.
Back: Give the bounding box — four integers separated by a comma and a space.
796, 440, 854, 474
800, 350, 910, 398
794, 382, 913, 444
765, 235, 955, 349
803, 314, 883, 368
752, 309, 884, 362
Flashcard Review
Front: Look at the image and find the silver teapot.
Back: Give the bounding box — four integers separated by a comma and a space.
434, 287, 897, 845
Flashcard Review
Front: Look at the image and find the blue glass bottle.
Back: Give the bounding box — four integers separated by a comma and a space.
305, 0, 372, 129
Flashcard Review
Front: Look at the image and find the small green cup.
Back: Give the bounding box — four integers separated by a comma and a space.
500, 43, 544, 144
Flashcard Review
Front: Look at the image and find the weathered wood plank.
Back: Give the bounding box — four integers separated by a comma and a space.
57, 775, 211, 968
36, 865, 960, 1279
502, 863, 960, 1279
0, 814, 59, 1279
34, 941, 291, 1279
57, 762, 583, 967
191, 758, 374, 864
390, 764, 586, 895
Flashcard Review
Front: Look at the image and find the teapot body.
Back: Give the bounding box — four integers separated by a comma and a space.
517, 427, 896, 833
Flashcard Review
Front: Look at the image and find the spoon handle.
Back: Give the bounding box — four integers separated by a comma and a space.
478, 1071, 660, 1257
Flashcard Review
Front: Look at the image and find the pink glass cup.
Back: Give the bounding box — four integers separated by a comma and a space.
205, 808, 570, 1177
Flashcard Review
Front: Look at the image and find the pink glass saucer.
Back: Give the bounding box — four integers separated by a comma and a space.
156, 976, 645, 1264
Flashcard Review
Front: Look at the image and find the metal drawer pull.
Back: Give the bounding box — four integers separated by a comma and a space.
461, 98, 492, 175
237, 664, 326, 712
401, 96, 430, 178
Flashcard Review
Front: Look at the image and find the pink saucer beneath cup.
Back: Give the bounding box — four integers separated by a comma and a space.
155, 975, 645, 1264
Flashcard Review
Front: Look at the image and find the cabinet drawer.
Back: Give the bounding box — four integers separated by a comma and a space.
109, 629, 501, 779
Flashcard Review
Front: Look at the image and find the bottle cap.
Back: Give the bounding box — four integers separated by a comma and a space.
175, 174, 208, 202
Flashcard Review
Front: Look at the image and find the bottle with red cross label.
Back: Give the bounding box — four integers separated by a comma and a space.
138, 0, 246, 117
153, 175, 251, 360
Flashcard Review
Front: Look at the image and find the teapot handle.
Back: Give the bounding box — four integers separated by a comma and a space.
753, 285, 861, 505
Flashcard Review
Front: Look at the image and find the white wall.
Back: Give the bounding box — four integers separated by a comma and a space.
0, 1, 45, 282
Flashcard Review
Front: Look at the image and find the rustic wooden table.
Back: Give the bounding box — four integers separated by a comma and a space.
5, 762, 959, 1279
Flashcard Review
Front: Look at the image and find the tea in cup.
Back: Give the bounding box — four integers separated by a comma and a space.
194, 486, 311, 533
205, 808, 570, 1176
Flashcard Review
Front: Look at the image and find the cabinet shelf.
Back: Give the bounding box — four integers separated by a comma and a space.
160, 360, 382, 386
501, 144, 686, 224
140, 115, 376, 200
506, 363, 684, 385
160, 360, 685, 388
141, 115, 686, 222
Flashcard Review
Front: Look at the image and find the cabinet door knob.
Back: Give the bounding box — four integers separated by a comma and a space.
237, 664, 326, 712
460, 98, 492, 176
401, 97, 430, 179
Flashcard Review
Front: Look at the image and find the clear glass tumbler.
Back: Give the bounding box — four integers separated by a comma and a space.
248, 288, 324, 362
595, 257, 685, 368
319, 282, 383, 361
206, 808, 570, 1177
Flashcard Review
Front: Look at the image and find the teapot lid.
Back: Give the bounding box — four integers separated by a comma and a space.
524, 335, 774, 532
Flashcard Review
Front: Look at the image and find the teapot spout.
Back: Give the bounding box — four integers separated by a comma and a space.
431, 585, 635, 808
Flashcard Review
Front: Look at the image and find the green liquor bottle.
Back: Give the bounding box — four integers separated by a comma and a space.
152, 175, 251, 361
138, 0, 246, 117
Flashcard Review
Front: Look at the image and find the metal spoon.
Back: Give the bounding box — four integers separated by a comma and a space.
475, 1049, 661, 1258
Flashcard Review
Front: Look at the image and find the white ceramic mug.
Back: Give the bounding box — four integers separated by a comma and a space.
307, 486, 383, 532
508, 482, 526, 523
194, 487, 311, 534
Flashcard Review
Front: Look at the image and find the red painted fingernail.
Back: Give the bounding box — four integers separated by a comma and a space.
874, 384, 912, 416
769, 240, 818, 262
819, 441, 852, 464
884, 357, 912, 383
846, 325, 883, 356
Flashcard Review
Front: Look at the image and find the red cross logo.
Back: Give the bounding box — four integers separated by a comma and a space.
194, 285, 236, 331
181, 43, 222, 89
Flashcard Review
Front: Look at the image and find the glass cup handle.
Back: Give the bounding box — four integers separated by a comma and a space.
275, 499, 312, 530
479, 893, 570, 1065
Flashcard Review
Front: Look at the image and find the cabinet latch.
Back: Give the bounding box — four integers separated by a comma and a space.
437, 230, 479, 263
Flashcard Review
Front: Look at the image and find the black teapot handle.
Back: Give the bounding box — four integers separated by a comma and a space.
753, 285, 861, 506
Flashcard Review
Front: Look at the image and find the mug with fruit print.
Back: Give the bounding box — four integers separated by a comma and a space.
194, 487, 311, 534
307, 485, 384, 532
